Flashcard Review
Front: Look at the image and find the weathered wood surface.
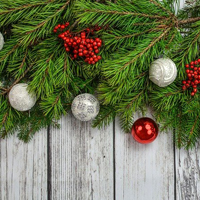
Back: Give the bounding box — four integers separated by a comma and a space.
0, 113, 200, 200
49, 115, 114, 200
115, 113, 175, 200
0, 129, 48, 200
176, 142, 200, 200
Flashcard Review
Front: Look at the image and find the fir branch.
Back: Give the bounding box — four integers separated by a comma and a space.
179, 16, 200, 25
25, 0, 70, 35
0, 2, 49, 15
84, 9, 166, 19
189, 115, 199, 136
121, 27, 171, 70
1, 64, 33, 95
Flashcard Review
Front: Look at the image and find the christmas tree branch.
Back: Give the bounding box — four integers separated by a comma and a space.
121, 27, 171, 70
1, 64, 33, 95
0, 2, 49, 15
25, 0, 70, 35
179, 16, 200, 25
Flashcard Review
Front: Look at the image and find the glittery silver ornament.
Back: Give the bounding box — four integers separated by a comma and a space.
71, 93, 100, 121
8, 83, 37, 111
149, 58, 177, 87
0, 32, 4, 50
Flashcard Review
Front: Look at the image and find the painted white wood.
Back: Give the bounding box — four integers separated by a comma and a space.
0, 129, 48, 200
176, 142, 200, 200
115, 112, 175, 200
50, 115, 114, 200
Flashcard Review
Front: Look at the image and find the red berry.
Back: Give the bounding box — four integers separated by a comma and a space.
74, 54, 77, 58
83, 50, 88, 54
78, 48, 83, 52
186, 69, 190, 73
97, 55, 101, 60
73, 50, 78, 54
195, 75, 198, 79
182, 86, 187, 90
61, 25, 65, 29
191, 92, 195, 96
79, 53, 83, 56
195, 80, 199, 84
53, 29, 57, 33
198, 75, 200, 79
194, 67, 198, 71
94, 46, 98, 49
198, 59, 200, 63
86, 39, 90, 43
193, 85, 197, 88
95, 38, 100, 42
87, 44, 91, 48
194, 88, 197, 93
97, 42, 101, 47
182, 80, 187, 84
90, 58, 93, 61
95, 49, 99, 54
194, 71, 198, 75
186, 84, 190, 87
195, 61, 198, 65
185, 64, 190, 68
65, 22, 70, 26
191, 65, 194, 69
191, 61, 195, 65
65, 47, 70, 52
94, 58, 98, 62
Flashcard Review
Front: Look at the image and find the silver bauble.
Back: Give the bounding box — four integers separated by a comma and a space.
0, 32, 4, 50
8, 83, 37, 111
149, 58, 177, 87
71, 93, 100, 121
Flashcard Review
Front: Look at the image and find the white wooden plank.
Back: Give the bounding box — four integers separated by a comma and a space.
50, 115, 114, 200
0, 129, 48, 200
115, 112, 175, 200
176, 142, 200, 200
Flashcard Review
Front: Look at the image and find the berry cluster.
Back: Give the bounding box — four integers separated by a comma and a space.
182, 59, 200, 96
54, 22, 102, 64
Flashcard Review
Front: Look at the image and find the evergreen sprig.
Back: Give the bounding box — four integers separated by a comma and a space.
0, 0, 200, 148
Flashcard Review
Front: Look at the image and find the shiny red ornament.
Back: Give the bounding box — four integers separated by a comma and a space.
131, 117, 159, 144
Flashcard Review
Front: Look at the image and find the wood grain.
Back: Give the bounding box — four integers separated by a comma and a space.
49, 115, 114, 200
176, 142, 200, 200
0, 129, 48, 200
115, 112, 175, 200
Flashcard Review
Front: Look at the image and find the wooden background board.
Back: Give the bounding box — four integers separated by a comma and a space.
1, 0, 200, 200
1, 112, 200, 200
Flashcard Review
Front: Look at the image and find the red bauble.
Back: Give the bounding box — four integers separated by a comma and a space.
131, 117, 159, 144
